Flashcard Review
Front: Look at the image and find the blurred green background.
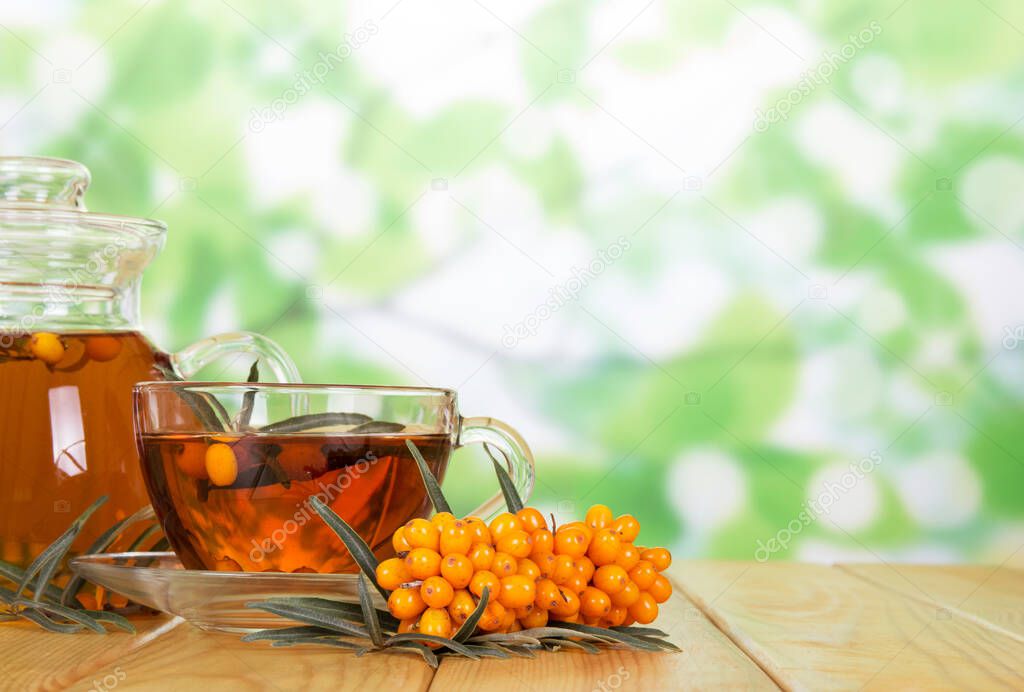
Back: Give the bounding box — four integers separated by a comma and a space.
3, 0, 1024, 565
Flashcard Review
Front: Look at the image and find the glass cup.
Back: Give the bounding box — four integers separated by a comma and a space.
133, 382, 535, 573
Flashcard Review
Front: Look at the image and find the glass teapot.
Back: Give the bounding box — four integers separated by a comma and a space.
0, 156, 300, 566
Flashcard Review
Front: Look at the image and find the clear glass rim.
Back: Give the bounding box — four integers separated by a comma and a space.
0, 207, 167, 237
133, 380, 457, 397
70, 551, 364, 582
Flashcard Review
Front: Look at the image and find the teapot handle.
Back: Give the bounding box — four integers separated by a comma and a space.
170, 332, 301, 382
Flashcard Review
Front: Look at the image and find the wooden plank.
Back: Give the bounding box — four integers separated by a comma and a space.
69, 622, 435, 692
675, 561, 1024, 691
839, 563, 1024, 643
0, 614, 181, 691
428, 568, 778, 692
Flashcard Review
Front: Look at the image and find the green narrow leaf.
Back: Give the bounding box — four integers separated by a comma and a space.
540, 637, 600, 654
548, 621, 663, 652
487, 448, 524, 513
236, 361, 260, 430
176, 390, 228, 432
18, 496, 107, 600
0, 561, 62, 603
384, 641, 439, 668
21, 600, 106, 634
62, 503, 157, 605
358, 574, 383, 647
270, 637, 364, 650
242, 625, 337, 642
19, 608, 84, 634
308, 497, 389, 601
463, 643, 511, 659
245, 601, 371, 639
453, 585, 490, 642
260, 412, 371, 433
611, 625, 671, 638
351, 421, 405, 433
80, 610, 136, 634
406, 440, 452, 514
637, 635, 682, 652
385, 632, 480, 659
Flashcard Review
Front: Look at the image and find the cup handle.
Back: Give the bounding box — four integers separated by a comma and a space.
170, 331, 301, 382
457, 416, 536, 519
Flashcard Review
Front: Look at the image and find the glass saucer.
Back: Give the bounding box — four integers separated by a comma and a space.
70, 552, 385, 633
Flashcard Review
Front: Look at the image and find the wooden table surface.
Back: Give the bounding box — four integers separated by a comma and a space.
3, 561, 1023, 691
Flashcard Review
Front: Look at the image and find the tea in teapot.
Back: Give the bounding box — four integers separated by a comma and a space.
0, 156, 298, 565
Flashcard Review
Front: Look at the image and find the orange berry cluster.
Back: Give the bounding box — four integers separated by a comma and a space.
377, 505, 673, 638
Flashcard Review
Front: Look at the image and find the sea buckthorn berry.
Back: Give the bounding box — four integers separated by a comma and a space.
468, 543, 495, 572
583, 616, 603, 626
535, 578, 561, 610
622, 614, 636, 627
562, 521, 594, 543
205, 443, 238, 486
418, 607, 453, 640
398, 618, 419, 633
440, 553, 473, 589
615, 543, 640, 571
431, 512, 457, 528
403, 518, 440, 551
392, 528, 411, 553
489, 512, 522, 542
491, 552, 518, 577
649, 574, 672, 603
560, 612, 582, 624
593, 564, 629, 595
84, 334, 122, 362
470, 570, 501, 599
439, 520, 473, 556
517, 557, 541, 581
404, 548, 442, 579
564, 574, 588, 594
587, 529, 621, 566
628, 591, 658, 624
500, 606, 517, 632
554, 527, 589, 558
498, 575, 537, 609
629, 561, 657, 590
610, 515, 641, 543
448, 589, 476, 625
605, 605, 628, 627
476, 601, 506, 631
464, 517, 491, 544
585, 504, 613, 530
549, 587, 581, 618
29, 332, 64, 365
579, 586, 612, 619
573, 556, 596, 583
496, 529, 533, 558
550, 554, 576, 585
515, 604, 535, 619
641, 547, 672, 572
375, 557, 411, 590
388, 585, 427, 620
515, 507, 546, 532
609, 580, 641, 608
421, 576, 455, 608
520, 607, 548, 629
530, 529, 553, 556
534, 552, 557, 579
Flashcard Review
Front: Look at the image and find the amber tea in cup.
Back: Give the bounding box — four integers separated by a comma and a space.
134, 383, 535, 573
